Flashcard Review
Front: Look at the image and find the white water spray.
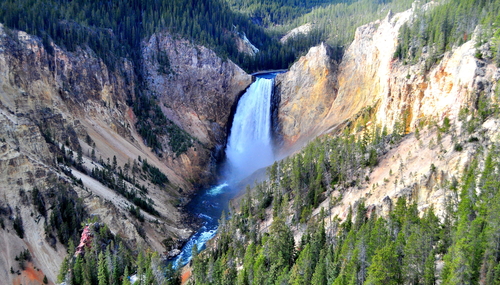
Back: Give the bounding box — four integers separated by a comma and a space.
173, 74, 278, 268
225, 77, 275, 180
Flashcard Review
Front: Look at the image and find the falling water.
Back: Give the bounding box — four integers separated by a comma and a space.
225, 76, 275, 180
172, 73, 277, 267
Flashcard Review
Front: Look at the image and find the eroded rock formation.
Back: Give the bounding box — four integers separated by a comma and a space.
0, 25, 250, 284
274, 43, 338, 150
142, 32, 252, 183
274, 7, 500, 223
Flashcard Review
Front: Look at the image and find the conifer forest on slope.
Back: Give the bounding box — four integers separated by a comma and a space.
3, 0, 500, 284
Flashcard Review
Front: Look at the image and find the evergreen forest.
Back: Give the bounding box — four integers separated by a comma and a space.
4, 0, 500, 284
0, 0, 418, 73
189, 94, 500, 284
395, 0, 500, 68
55, 91, 500, 284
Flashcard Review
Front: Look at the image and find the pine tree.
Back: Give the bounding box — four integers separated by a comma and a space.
58, 256, 69, 283
73, 255, 84, 285
402, 227, 429, 284
289, 243, 314, 285
192, 247, 208, 284
365, 243, 400, 285
145, 263, 154, 285
441, 161, 484, 284
423, 251, 436, 285
122, 266, 131, 285
112, 155, 117, 171
98, 251, 109, 285
238, 243, 255, 285
267, 216, 295, 270
83, 249, 96, 285
252, 250, 267, 285
274, 266, 290, 285
77, 147, 83, 166
311, 249, 327, 285
111, 253, 120, 285
136, 251, 146, 285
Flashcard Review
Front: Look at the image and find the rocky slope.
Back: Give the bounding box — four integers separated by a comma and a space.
280, 23, 314, 44
277, 5, 496, 147
274, 43, 338, 150
0, 24, 250, 284
142, 32, 252, 184
185, 8, 500, 274
274, 5, 500, 222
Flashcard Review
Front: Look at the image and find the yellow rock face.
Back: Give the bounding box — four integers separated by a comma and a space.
275, 7, 500, 226
276, 7, 496, 151
275, 43, 338, 150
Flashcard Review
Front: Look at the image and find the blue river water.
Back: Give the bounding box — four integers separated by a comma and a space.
172, 183, 232, 267
172, 72, 281, 268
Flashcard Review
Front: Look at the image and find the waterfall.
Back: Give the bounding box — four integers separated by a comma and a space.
173, 74, 278, 268
225, 76, 275, 180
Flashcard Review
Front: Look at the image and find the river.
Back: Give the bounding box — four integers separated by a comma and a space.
172, 72, 280, 267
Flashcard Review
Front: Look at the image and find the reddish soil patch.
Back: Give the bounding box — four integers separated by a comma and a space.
13, 262, 48, 285
127, 107, 136, 121
25, 265, 43, 282
181, 268, 192, 284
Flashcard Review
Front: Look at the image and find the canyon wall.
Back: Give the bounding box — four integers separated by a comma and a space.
275, 6, 500, 221
274, 43, 338, 150
142, 32, 252, 184
0, 24, 185, 284
0, 25, 250, 284
277, 7, 497, 148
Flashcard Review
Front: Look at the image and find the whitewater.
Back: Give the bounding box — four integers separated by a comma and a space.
173, 74, 277, 267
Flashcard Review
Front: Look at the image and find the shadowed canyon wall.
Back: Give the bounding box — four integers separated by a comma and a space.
0, 25, 250, 284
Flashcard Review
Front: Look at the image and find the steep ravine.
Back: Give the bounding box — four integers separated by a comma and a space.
2, 3, 499, 284
181, 7, 500, 283
0, 24, 251, 284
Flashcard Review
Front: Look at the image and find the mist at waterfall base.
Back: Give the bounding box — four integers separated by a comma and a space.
172, 74, 277, 268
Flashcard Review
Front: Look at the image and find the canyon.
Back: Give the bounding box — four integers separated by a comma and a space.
273, 5, 499, 232
0, 24, 250, 284
0, 2, 499, 284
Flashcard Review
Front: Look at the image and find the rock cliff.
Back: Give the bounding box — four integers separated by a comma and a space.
277, 6, 496, 148
142, 32, 252, 183
274, 6, 500, 221
0, 24, 189, 284
0, 25, 250, 284
274, 43, 338, 150
319, 7, 493, 137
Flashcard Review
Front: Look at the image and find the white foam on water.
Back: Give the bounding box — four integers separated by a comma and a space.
198, 213, 213, 220
173, 75, 278, 268
206, 183, 229, 196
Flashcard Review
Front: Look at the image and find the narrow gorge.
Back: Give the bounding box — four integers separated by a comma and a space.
187, 4, 500, 284
173, 72, 279, 268
1, 0, 500, 284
